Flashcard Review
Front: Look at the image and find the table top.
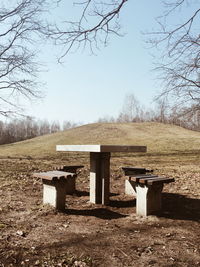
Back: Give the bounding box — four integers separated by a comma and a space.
56, 145, 147, 153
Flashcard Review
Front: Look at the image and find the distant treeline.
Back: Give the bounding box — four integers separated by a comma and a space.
97, 94, 200, 132
0, 119, 78, 145
1, 94, 200, 145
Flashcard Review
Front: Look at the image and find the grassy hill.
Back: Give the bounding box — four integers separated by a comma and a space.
0, 122, 200, 158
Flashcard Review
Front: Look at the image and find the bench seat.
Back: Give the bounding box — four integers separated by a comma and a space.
33, 170, 75, 180
122, 166, 153, 176
53, 165, 84, 173
124, 174, 175, 216
128, 174, 174, 185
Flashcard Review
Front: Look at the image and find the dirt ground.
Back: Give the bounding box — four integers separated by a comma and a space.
0, 153, 200, 267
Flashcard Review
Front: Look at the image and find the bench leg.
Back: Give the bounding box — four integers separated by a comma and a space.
65, 176, 76, 194
125, 178, 137, 197
43, 180, 67, 211
135, 184, 163, 216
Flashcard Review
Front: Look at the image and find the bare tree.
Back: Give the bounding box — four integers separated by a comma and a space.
154, 98, 169, 123
47, 0, 128, 60
0, 0, 49, 117
3, 0, 198, 120
0, 0, 128, 116
117, 93, 143, 122
48, 0, 200, 115
96, 115, 116, 123
51, 120, 60, 133
151, 0, 200, 112
63, 120, 78, 130
39, 119, 51, 135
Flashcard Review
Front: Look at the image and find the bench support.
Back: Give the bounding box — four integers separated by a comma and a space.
65, 176, 76, 194
43, 179, 68, 211
125, 179, 137, 197
90, 152, 110, 205
135, 184, 163, 216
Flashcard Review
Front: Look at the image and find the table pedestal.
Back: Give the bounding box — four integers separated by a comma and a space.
90, 152, 111, 205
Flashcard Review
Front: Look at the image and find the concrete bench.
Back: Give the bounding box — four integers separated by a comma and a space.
122, 167, 154, 196
33, 170, 77, 211
125, 174, 175, 216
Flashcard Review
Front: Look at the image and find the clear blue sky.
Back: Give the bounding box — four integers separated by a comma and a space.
22, 0, 191, 125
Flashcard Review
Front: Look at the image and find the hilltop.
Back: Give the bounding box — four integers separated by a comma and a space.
0, 122, 200, 158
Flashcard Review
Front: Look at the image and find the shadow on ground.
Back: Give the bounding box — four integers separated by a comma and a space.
109, 199, 136, 208
75, 190, 89, 197
161, 193, 200, 221
75, 191, 119, 197
64, 207, 127, 220
68, 190, 200, 222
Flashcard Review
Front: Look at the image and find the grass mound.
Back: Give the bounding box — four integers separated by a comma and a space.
0, 122, 200, 158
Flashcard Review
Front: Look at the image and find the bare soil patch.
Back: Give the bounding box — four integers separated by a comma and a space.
0, 154, 199, 266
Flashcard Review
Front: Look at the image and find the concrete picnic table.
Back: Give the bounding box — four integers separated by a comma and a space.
56, 145, 147, 205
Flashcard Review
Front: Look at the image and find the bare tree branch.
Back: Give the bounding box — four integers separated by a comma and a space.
0, 0, 49, 117
47, 0, 128, 60
150, 0, 200, 114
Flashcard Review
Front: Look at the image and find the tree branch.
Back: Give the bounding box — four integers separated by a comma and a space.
47, 0, 128, 60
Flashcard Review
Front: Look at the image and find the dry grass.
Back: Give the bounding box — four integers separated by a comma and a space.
0, 122, 200, 266
0, 155, 199, 266
1, 122, 200, 158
